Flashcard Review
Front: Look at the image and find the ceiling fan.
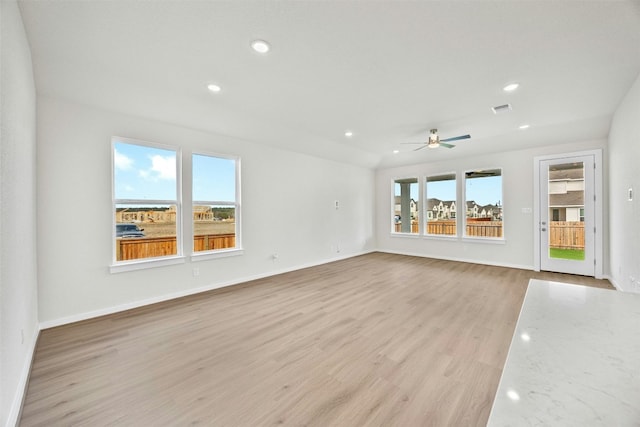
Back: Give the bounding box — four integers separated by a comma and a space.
402, 129, 471, 151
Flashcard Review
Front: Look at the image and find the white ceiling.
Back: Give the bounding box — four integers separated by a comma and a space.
18, 1, 640, 169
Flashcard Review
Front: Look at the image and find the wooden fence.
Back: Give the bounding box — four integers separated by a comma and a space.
549, 221, 584, 249
116, 233, 236, 261
395, 219, 503, 238
392, 220, 583, 248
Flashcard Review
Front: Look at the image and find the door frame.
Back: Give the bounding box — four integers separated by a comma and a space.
533, 149, 603, 278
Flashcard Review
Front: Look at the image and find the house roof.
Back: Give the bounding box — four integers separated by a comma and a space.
17, 2, 640, 169
427, 198, 455, 210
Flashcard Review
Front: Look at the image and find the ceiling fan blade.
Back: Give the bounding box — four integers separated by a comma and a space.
440, 134, 470, 142
413, 145, 428, 151
440, 142, 456, 149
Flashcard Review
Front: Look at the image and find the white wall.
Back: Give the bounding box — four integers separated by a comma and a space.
609, 72, 640, 293
0, 1, 39, 425
376, 140, 608, 271
36, 96, 375, 324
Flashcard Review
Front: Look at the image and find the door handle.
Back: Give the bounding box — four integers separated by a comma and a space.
541, 228, 547, 231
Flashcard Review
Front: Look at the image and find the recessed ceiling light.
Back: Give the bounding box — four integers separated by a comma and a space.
251, 40, 270, 54
393, 150, 399, 154
503, 83, 519, 92
507, 390, 520, 401
344, 131, 353, 137
207, 83, 222, 93
519, 124, 530, 129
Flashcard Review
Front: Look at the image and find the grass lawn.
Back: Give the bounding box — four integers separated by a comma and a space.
550, 248, 585, 260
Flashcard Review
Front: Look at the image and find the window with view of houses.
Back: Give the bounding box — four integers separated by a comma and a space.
192, 153, 240, 253
425, 173, 457, 236
465, 169, 503, 239
113, 138, 181, 262
393, 178, 419, 234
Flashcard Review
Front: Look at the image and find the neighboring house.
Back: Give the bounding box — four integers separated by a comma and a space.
394, 196, 418, 220
117, 205, 220, 223
548, 167, 585, 221
466, 201, 502, 220
426, 198, 456, 220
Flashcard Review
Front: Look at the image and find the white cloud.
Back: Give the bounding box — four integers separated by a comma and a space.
139, 154, 176, 181
114, 149, 134, 170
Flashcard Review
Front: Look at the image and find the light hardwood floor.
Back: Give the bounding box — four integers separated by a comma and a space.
20, 253, 613, 426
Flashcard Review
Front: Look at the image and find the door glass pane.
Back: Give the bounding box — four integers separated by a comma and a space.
548, 162, 585, 260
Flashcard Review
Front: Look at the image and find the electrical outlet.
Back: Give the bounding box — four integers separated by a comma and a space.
193, 267, 200, 277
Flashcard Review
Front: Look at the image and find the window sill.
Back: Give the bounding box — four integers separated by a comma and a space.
462, 236, 506, 244
390, 232, 421, 238
191, 248, 244, 262
110, 255, 186, 274
423, 234, 459, 241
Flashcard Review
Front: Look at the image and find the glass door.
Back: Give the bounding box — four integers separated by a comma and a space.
539, 155, 595, 276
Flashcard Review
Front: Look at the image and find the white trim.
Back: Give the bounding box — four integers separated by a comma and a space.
605, 275, 623, 292
6, 323, 40, 427
463, 167, 504, 240
391, 175, 420, 235
109, 255, 186, 274
422, 234, 459, 241
191, 248, 244, 261
41, 250, 375, 330
424, 171, 458, 237
390, 232, 420, 238
191, 150, 242, 254
378, 249, 533, 271
461, 236, 506, 245
112, 137, 183, 264
533, 149, 603, 278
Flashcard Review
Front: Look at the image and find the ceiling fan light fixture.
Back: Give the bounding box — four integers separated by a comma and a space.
428, 141, 440, 149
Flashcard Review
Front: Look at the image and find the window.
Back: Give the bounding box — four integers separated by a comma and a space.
393, 178, 419, 234
113, 138, 181, 263
192, 153, 240, 253
425, 173, 457, 236
465, 169, 503, 238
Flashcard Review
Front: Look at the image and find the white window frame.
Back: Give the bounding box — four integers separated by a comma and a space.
191, 151, 243, 261
391, 176, 421, 236
424, 172, 458, 239
110, 137, 184, 273
463, 167, 504, 242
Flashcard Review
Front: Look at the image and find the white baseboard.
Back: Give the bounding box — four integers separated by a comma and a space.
378, 249, 534, 272
605, 275, 629, 292
40, 250, 375, 330
6, 323, 40, 427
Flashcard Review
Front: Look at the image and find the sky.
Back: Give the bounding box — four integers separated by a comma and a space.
396, 175, 502, 206
114, 141, 236, 202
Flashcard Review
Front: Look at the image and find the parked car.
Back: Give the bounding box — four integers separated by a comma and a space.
116, 223, 145, 238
